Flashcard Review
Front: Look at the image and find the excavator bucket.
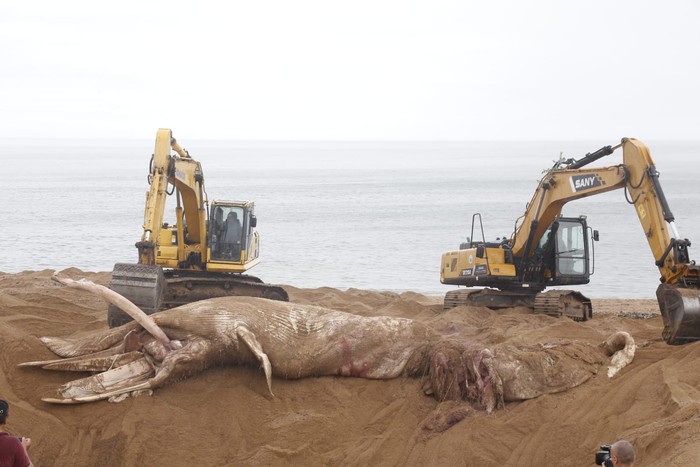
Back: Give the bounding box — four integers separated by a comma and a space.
657, 283, 700, 345
107, 263, 166, 328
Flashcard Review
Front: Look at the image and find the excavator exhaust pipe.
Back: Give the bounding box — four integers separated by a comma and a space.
657, 283, 700, 345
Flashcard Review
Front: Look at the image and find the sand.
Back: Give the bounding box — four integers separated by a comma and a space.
1, 269, 699, 466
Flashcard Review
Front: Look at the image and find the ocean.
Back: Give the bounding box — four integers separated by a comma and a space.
2, 138, 698, 299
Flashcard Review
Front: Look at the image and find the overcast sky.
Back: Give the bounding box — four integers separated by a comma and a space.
2, 0, 699, 141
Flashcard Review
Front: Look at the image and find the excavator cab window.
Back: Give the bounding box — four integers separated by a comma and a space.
555, 219, 588, 276
209, 205, 245, 262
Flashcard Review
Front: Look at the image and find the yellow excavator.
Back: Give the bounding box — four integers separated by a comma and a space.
107, 129, 288, 327
440, 137, 700, 344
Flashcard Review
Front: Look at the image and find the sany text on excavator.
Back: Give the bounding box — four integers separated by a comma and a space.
440, 138, 700, 344
108, 129, 288, 327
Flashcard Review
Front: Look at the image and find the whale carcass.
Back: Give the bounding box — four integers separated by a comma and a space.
19, 277, 635, 410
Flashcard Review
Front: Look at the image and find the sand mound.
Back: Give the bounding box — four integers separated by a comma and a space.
1, 270, 699, 466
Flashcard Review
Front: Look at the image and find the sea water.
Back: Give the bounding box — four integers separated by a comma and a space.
2, 139, 698, 299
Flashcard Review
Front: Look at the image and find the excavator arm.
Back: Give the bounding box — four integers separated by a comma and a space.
137, 128, 207, 266
615, 139, 700, 343
618, 138, 695, 286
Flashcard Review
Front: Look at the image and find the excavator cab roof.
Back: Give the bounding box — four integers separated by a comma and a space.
211, 199, 254, 208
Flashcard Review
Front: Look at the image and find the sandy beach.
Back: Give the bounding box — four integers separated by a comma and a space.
1, 268, 699, 466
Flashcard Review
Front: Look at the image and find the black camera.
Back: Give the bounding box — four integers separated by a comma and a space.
595, 444, 613, 467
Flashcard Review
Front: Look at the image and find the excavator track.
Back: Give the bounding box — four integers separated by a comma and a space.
533, 290, 592, 321
444, 288, 592, 321
107, 263, 288, 328
443, 288, 539, 310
